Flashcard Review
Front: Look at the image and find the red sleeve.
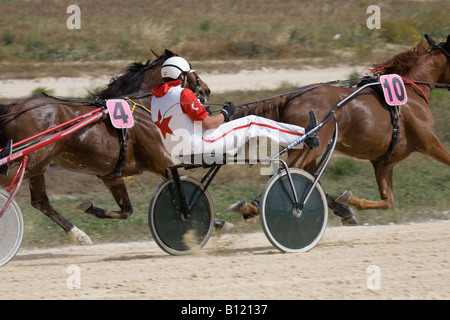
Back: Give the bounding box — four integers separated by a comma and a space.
180, 89, 209, 122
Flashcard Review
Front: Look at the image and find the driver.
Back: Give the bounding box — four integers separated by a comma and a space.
150, 56, 319, 163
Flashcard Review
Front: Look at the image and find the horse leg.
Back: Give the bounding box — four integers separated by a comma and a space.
77, 176, 133, 219
228, 150, 326, 221
286, 150, 358, 225
336, 161, 395, 210
418, 134, 450, 166
29, 175, 92, 245
328, 134, 448, 214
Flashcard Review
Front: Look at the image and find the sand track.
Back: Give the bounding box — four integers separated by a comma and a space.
1, 220, 448, 300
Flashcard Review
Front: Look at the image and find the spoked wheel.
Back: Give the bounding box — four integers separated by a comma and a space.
0, 189, 24, 266
260, 168, 328, 253
148, 175, 214, 256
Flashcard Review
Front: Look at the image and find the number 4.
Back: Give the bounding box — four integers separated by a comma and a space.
106, 99, 134, 128
113, 102, 129, 123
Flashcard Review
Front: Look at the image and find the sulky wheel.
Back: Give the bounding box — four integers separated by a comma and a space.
148, 175, 214, 256
0, 189, 24, 267
260, 168, 328, 253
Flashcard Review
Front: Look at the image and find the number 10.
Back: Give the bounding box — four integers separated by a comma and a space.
380, 74, 408, 106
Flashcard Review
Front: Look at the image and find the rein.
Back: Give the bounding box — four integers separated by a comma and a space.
234, 79, 360, 110
405, 80, 450, 90
187, 72, 202, 98
400, 76, 429, 105
233, 71, 450, 111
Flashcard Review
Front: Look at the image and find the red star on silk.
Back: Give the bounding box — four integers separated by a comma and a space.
155, 110, 173, 139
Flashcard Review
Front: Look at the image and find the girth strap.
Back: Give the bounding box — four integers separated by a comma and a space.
374, 105, 400, 163
112, 128, 129, 178
357, 77, 401, 163
102, 97, 151, 179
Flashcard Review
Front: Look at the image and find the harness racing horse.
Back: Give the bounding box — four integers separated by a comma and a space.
231, 35, 450, 224
0, 49, 211, 245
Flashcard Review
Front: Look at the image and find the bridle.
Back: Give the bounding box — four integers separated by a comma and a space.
163, 60, 206, 103
424, 36, 450, 91
185, 71, 203, 97
143, 54, 208, 102
426, 38, 450, 59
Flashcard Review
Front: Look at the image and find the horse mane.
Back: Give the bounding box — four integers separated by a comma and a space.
371, 39, 429, 75
97, 61, 152, 99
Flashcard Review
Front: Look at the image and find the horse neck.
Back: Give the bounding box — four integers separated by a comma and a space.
123, 94, 152, 125
406, 54, 449, 97
139, 68, 162, 94
128, 95, 160, 147
234, 97, 288, 121
98, 64, 162, 100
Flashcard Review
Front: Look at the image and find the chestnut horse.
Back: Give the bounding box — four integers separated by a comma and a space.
0, 49, 211, 244
231, 35, 450, 224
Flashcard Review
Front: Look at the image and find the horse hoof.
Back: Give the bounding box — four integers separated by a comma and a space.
214, 219, 234, 234
68, 226, 93, 245
336, 190, 352, 204
243, 215, 256, 223
228, 200, 259, 219
341, 215, 358, 226
76, 201, 93, 213
228, 200, 247, 213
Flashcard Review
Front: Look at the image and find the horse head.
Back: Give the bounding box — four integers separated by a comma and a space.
424, 34, 450, 84
152, 49, 211, 103
98, 49, 211, 102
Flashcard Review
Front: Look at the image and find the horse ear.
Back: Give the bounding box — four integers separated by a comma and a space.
150, 49, 161, 58
445, 35, 450, 50
164, 49, 176, 57
416, 38, 428, 54
424, 34, 435, 45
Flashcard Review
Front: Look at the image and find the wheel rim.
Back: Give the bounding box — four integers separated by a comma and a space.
150, 176, 213, 255
261, 169, 327, 252
0, 190, 24, 267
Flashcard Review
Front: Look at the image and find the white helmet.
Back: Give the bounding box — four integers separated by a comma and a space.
161, 56, 194, 80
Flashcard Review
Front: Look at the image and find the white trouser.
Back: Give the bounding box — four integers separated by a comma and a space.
198, 115, 304, 155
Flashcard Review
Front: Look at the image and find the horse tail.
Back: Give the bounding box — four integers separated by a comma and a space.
0, 102, 17, 145
0, 104, 8, 147
0, 104, 6, 116
0, 101, 17, 117
0, 104, 8, 129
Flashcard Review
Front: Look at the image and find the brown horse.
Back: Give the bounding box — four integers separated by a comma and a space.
231, 35, 450, 224
0, 49, 211, 244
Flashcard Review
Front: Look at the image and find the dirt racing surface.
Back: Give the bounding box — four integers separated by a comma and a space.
1, 220, 448, 300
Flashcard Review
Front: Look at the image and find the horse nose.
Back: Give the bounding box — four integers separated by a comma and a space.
200, 87, 211, 103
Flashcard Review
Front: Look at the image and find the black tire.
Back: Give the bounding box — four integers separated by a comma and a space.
0, 189, 24, 266
260, 168, 327, 252
149, 175, 214, 255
